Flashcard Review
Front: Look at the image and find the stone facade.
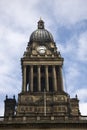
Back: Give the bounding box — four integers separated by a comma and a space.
0, 19, 87, 129
15, 19, 80, 118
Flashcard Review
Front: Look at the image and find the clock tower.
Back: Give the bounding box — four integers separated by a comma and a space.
15, 19, 80, 118
2, 19, 87, 130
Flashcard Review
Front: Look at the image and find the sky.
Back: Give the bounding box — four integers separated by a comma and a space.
0, 0, 87, 116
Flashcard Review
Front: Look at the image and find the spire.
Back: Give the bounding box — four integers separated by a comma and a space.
38, 18, 44, 29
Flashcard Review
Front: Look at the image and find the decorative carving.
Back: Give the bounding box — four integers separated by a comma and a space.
32, 50, 37, 55
25, 96, 33, 102
54, 96, 65, 102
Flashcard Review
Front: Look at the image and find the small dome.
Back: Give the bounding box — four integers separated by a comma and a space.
29, 19, 54, 43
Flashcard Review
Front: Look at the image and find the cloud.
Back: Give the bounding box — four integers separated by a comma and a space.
63, 64, 80, 94
80, 103, 87, 116
75, 88, 87, 102
53, 0, 87, 25
57, 27, 87, 103
77, 31, 87, 61
0, 102, 4, 116
0, 0, 39, 28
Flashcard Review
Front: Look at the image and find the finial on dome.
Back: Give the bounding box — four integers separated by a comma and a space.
38, 18, 44, 29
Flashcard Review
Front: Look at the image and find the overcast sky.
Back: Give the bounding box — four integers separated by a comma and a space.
0, 0, 87, 116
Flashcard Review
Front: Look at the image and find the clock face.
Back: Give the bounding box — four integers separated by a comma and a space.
37, 46, 46, 54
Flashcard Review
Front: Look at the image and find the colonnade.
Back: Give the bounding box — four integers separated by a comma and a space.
22, 65, 64, 92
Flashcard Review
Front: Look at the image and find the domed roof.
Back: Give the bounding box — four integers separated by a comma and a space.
29, 19, 54, 43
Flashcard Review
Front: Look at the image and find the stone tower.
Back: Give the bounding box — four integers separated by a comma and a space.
16, 19, 80, 118
2, 19, 87, 130
4, 95, 16, 117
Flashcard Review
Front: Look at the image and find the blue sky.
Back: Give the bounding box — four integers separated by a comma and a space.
0, 0, 87, 116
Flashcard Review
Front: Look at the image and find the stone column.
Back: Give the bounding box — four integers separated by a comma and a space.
30, 66, 33, 92
22, 66, 27, 92
45, 66, 49, 92
52, 66, 57, 91
59, 66, 64, 91
38, 66, 41, 91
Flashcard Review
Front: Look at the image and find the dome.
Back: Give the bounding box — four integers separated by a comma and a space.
29, 19, 54, 43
